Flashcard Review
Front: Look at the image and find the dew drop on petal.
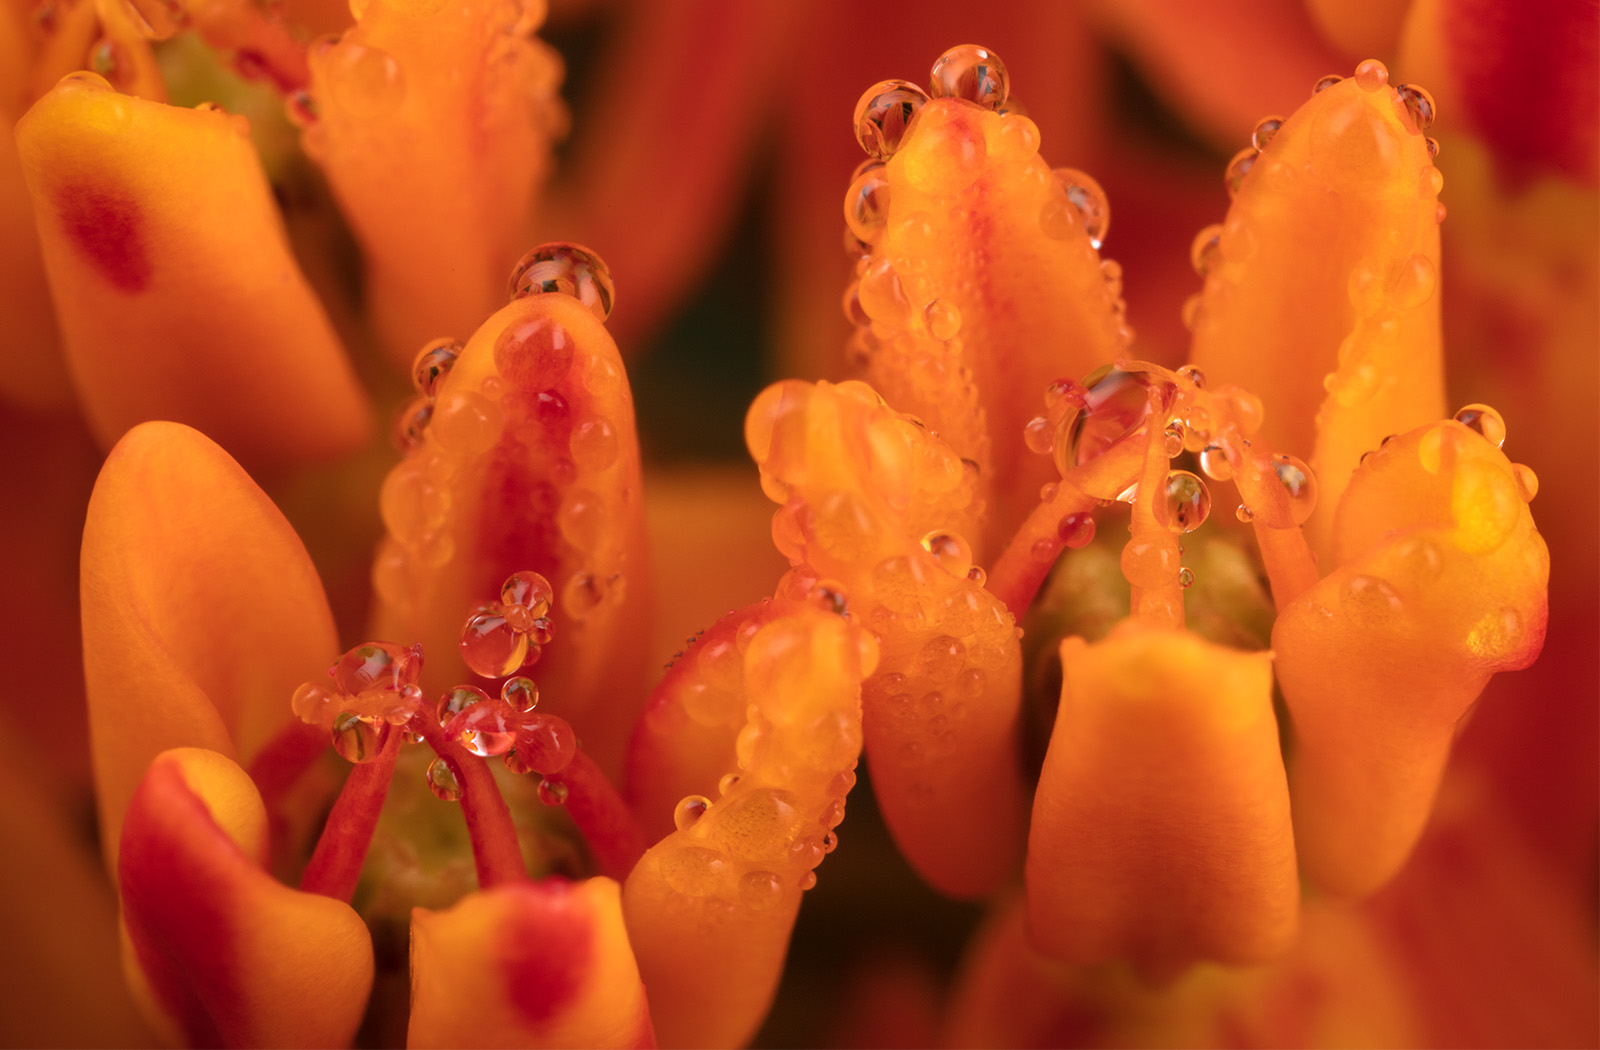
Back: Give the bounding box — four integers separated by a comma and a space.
853, 79, 928, 160
1198, 445, 1234, 482
291, 681, 336, 725
740, 870, 783, 909
1251, 115, 1284, 151
921, 531, 973, 577
426, 757, 463, 801
924, 298, 961, 340
508, 242, 615, 320
1177, 364, 1207, 389
929, 44, 1008, 109
390, 395, 433, 454
1057, 511, 1095, 549
1512, 463, 1539, 502
1353, 59, 1389, 92
332, 711, 382, 764
1312, 73, 1344, 93
1051, 168, 1109, 248
1164, 470, 1211, 533
1224, 148, 1256, 197
966, 564, 987, 586
674, 794, 711, 831
1273, 455, 1318, 524
460, 610, 529, 677
1453, 403, 1507, 447
501, 676, 538, 712
538, 777, 569, 805
1178, 566, 1195, 588
501, 570, 554, 616
411, 338, 463, 397
845, 165, 891, 244
1236, 503, 1254, 523
1395, 83, 1436, 133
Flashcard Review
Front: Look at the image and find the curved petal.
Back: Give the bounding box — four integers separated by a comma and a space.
1024, 622, 1298, 978
119, 748, 372, 1048
0, 70, 69, 411
371, 290, 650, 774
1275, 419, 1548, 896
82, 421, 341, 867
15, 76, 371, 470
408, 877, 654, 1049
1188, 71, 1444, 556
623, 604, 866, 1049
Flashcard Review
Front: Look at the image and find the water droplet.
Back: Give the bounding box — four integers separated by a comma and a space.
1163, 421, 1186, 458
1164, 470, 1211, 532
332, 711, 382, 763
1395, 83, 1435, 132
1057, 365, 1161, 477
286, 89, 319, 127
1453, 403, 1507, 447
917, 635, 966, 681
966, 564, 987, 586
501, 676, 538, 712
740, 870, 784, 909
501, 569, 554, 617
1341, 574, 1402, 626
1051, 168, 1109, 248
390, 395, 433, 454
1177, 364, 1206, 389
411, 338, 463, 397
1224, 148, 1256, 197
798, 871, 819, 891
1057, 512, 1095, 549
844, 164, 891, 244
1393, 253, 1437, 309
538, 777, 568, 805
929, 44, 1008, 109
924, 298, 961, 340
558, 488, 606, 551
508, 242, 615, 320
431, 389, 501, 454
1189, 223, 1223, 277
921, 531, 973, 577
291, 681, 336, 724
1273, 455, 1318, 524
426, 757, 463, 801
494, 314, 573, 392
1312, 74, 1344, 93
1425, 136, 1440, 158
1195, 445, 1232, 483
1512, 463, 1538, 502
856, 256, 910, 326
331, 641, 420, 694
1236, 503, 1254, 523
674, 794, 711, 831
853, 79, 929, 159
1353, 58, 1389, 91
1023, 415, 1054, 454
811, 581, 851, 618
460, 609, 529, 677
1251, 115, 1284, 151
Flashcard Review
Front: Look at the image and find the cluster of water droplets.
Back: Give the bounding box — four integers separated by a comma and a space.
292, 641, 427, 763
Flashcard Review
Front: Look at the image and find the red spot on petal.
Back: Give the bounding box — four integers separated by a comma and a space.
57, 186, 152, 292
499, 880, 591, 1025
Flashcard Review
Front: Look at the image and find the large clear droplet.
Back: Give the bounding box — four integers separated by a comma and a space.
853, 79, 929, 160
508, 242, 615, 321
1273, 454, 1318, 525
1453, 403, 1506, 448
928, 44, 1009, 110
1051, 168, 1109, 248
460, 609, 529, 677
1163, 470, 1212, 533
426, 757, 463, 802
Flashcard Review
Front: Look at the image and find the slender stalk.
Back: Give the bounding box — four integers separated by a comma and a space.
546, 751, 647, 880
410, 716, 527, 889
299, 727, 402, 901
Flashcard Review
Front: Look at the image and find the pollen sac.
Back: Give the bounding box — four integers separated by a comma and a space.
293, 641, 425, 759
508, 242, 616, 322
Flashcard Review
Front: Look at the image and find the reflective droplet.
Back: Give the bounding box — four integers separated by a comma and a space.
1189, 224, 1223, 277
1057, 511, 1095, 549
1353, 58, 1389, 91
508, 242, 615, 321
740, 870, 783, 909
1163, 421, 1185, 458
1453, 403, 1507, 448
411, 338, 463, 396
929, 44, 1008, 109
331, 641, 420, 694
426, 757, 463, 801
502, 676, 538, 712
1251, 115, 1284, 151
1023, 415, 1054, 454
965, 564, 987, 586
1512, 463, 1539, 502
853, 79, 929, 160
844, 165, 891, 244
1395, 83, 1436, 132
1236, 503, 1254, 523
1051, 168, 1109, 248
494, 315, 573, 391
718, 772, 742, 796
1273, 455, 1318, 524
921, 531, 973, 578
798, 871, 819, 891
460, 609, 529, 677
1313, 74, 1344, 93
924, 299, 961, 340
1198, 445, 1233, 482
537, 777, 568, 805
431, 390, 501, 454
1425, 136, 1440, 158
1177, 364, 1206, 389
674, 794, 711, 831
390, 395, 433, 454
501, 570, 554, 616
1164, 471, 1211, 533
291, 681, 335, 724
332, 711, 382, 764
1393, 253, 1437, 309
1058, 365, 1159, 477
1224, 148, 1256, 197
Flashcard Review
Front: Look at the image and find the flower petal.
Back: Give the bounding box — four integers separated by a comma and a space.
15, 76, 371, 469
82, 421, 342, 866
1275, 419, 1548, 896
1188, 72, 1445, 555
372, 290, 650, 774
1024, 622, 1298, 977
623, 604, 865, 1049
408, 877, 654, 1050
119, 748, 373, 1047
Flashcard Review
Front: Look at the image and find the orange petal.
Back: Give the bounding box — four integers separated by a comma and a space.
1305, 0, 1410, 63
302, 0, 564, 367
746, 379, 1028, 898
623, 604, 866, 1049
1275, 419, 1548, 896
1188, 69, 1445, 557
853, 75, 1128, 552
409, 877, 654, 1049
1024, 622, 1297, 977
371, 289, 650, 775
119, 748, 372, 1047
14, 75, 371, 470
82, 421, 342, 867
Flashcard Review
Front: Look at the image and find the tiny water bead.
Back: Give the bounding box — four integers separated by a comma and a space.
1051, 168, 1110, 248
1057, 511, 1095, 549
295, 642, 426, 759
1453, 403, 1507, 448
922, 530, 973, 577
924, 298, 961, 340
1353, 58, 1389, 92
502, 676, 539, 712
537, 778, 569, 805
426, 757, 464, 802
1178, 567, 1195, 588
1189, 225, 1222, 277
332, 711, 383, 763
1251, 116, 1284, 151
1272, 454, 1318, 525
1163, 422, 1185, 457
1512, 464, 1539, 502
501, 568, 555, 617
460, 570, 555, 677
1224, 148, 1255, 197
508, 242, 615, 321
411, 338, 463, 397
1313, 74, 1344, 93
1177, 364, 1206, 389
1395, 83, 1436, 133
674, 794, 711, 831
853, 79, 929, 159
1198, 445, 1234, 482
845, 165, 891, 244
391, 395, 434, 454
928, 44, 1008, 110
1163, 471, 1212, 533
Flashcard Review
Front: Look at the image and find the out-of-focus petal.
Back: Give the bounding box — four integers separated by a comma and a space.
623, 604, 865, 1049
1275, 419, 1547, 896
82, 422, 342, 866
14, 75, 371, 469
371, 290, 649, 774
1188, 72, 1444, 555
303, 0, 563, 367
1306, 0, 1410, 63
1025, 622, 1297, 978
747, 379, 1028, 898
119, 748, 372, 1047
408, 877, 654, 1049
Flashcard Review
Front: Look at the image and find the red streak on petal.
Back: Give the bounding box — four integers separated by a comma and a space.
56, 186, 152, 293
499, 881, 591, 1025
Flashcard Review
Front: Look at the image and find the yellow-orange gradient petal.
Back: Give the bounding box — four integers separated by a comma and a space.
623, 604, 866, 1049
82, 422, 342, 867
1275, 419, 1548, 896
119, 748, 372, 1047
854, 81, 1128, 552
371, 290, 649, 775
303, 0, 563, 367
746, 379, 1027, 898
1025, 623, 1297, 978
1188, 69, 1444, 556
409, 877, 654, 1049
15, 75, 371, 470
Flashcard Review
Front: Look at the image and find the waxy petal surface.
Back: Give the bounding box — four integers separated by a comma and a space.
16, 76, 370, 469
303, 0, 563, 366
1188, 74, 1444, 554
409, 877, 654, 1049
372, 291, 649, 773
82, 422, 342, 865
119, 748, 372, 1048
623, 605, 865, 1049
1275, 419, 1548, 896
1025, 623, 1298, 977
746, 379, 1027, 898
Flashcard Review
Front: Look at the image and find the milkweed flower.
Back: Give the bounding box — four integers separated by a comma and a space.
0, 0, 1594, 1047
